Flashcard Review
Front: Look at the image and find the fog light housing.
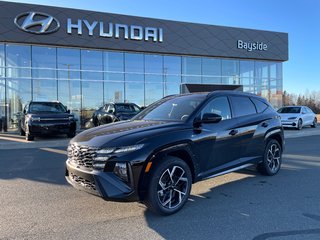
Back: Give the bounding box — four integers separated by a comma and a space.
114, 163, 128, 182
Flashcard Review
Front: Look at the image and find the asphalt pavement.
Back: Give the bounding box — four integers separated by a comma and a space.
0, 130, 320, 239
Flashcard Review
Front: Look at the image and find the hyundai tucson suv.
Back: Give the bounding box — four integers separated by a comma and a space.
92, 103, 141, 126
65, 91, 284, 215
20, 101, 77, 141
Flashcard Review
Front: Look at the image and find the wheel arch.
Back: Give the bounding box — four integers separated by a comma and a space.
137, 142, 197, 201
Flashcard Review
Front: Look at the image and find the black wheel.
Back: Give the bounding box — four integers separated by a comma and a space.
67, 131, 76, 138
258, 139, 282, 176
311, 118, 317, 128
26, 132, 34, 141
144, 156, 192, 215
297, 119, 302, 130
20, 127, 25, 136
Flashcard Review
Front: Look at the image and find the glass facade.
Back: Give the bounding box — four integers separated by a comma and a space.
0, 43, 283, 130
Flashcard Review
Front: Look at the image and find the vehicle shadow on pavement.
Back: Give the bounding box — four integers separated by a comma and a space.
144, 161, 320, 240
0, 147, 68, 185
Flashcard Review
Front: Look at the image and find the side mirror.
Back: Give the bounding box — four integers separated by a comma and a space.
201, 113, 222, 123
66, 109, 70, 113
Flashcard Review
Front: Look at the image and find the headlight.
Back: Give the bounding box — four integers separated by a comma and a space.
69, 116, 74, 120
92, 144, 144, 170
288, 117, 297, 120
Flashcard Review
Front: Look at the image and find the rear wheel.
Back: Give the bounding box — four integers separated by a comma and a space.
26, 132, 34, 141
297, 119, 303, 130
20, 126, 25, 136
258, 139, 282, 176
311, 118, 317, 128
144, 156, 192, 215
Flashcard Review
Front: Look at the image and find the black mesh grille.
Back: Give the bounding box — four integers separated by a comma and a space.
69, 172, 96, 191
67, 144, 98, 170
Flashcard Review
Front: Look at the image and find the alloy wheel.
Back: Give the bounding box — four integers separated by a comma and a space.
157, 166, 189, 209
266, 143, 281, 173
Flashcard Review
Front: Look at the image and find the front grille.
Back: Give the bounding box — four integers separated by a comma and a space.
70, 172, 96, 191
68, 144, 98, 170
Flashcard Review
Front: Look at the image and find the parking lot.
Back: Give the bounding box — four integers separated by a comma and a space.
0, 127, 320, 240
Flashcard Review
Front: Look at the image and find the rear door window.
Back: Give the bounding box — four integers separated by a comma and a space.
251, 98, 269, 113
230, 96, 257, 117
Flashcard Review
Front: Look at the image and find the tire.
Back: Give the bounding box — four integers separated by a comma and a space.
311, 118, 317, 128
297, 119, 303, 130
144, 156, 192, 215
258, 139, 282, 176
67, 131, 76, 138
26, 132, 34, 141
20, 127, 25, 136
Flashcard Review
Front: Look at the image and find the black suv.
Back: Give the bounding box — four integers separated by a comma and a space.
20, 101, 77, 141
66, 91, 284, 215
92, 103, 141, 126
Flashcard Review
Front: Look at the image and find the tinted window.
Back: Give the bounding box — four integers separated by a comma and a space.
115, 104, 137, 113
277, 107, 301, 114
201, 97, 231, 120
251, 98, 268, 113
231, 96, 257, 117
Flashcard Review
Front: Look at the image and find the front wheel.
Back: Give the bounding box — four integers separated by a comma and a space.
144, 156, 192, 215
311, 118, 317, 128
258, 139, 282, 176
297, 119, 303, 130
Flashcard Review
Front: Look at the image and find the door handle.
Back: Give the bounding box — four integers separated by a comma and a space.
261, 122, 268, 127
229, 129, 238, 136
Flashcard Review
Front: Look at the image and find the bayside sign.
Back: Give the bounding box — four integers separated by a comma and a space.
237, 40, 268, 52
14, 12, 164, 42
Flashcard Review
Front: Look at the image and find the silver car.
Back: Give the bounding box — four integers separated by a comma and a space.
277, 106, 317, 130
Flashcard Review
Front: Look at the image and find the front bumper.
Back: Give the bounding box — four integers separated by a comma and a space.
281, 120, 298, 128
29, 122, 75, 135
65, 160, 137, 201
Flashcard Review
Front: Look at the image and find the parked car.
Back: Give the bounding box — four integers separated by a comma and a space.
20, 101, 77, 141
92, 103, 141, 126
65, 91, 284, 215
277, 106, 317, 130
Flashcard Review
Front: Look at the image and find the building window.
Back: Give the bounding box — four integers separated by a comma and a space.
125, 53, 144, 106
222, 59, 239, 85
104, 51, 124, 103
202, 58, 221, 84
182, 56, 201, 83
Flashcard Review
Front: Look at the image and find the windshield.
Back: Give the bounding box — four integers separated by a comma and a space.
133, 94, 206, 121
29, 102, 67, 113
115, 104, 140, 113
277, 107, 301, 114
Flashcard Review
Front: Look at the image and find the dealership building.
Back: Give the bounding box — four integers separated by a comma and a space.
0, 1, 288, 129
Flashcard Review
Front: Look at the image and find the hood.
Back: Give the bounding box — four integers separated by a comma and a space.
71, 120, 186, 147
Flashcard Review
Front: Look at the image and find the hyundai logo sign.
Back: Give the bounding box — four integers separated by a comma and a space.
14, 12, 60, 34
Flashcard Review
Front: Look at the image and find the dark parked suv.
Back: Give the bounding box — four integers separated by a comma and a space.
65, 91, 284, 215
20, 101, 77, 141
92, 103, 141, 126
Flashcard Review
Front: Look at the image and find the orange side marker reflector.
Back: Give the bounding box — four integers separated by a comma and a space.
145, 162, 153, 173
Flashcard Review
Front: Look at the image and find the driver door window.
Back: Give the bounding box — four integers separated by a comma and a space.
201, 97, 231, 121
